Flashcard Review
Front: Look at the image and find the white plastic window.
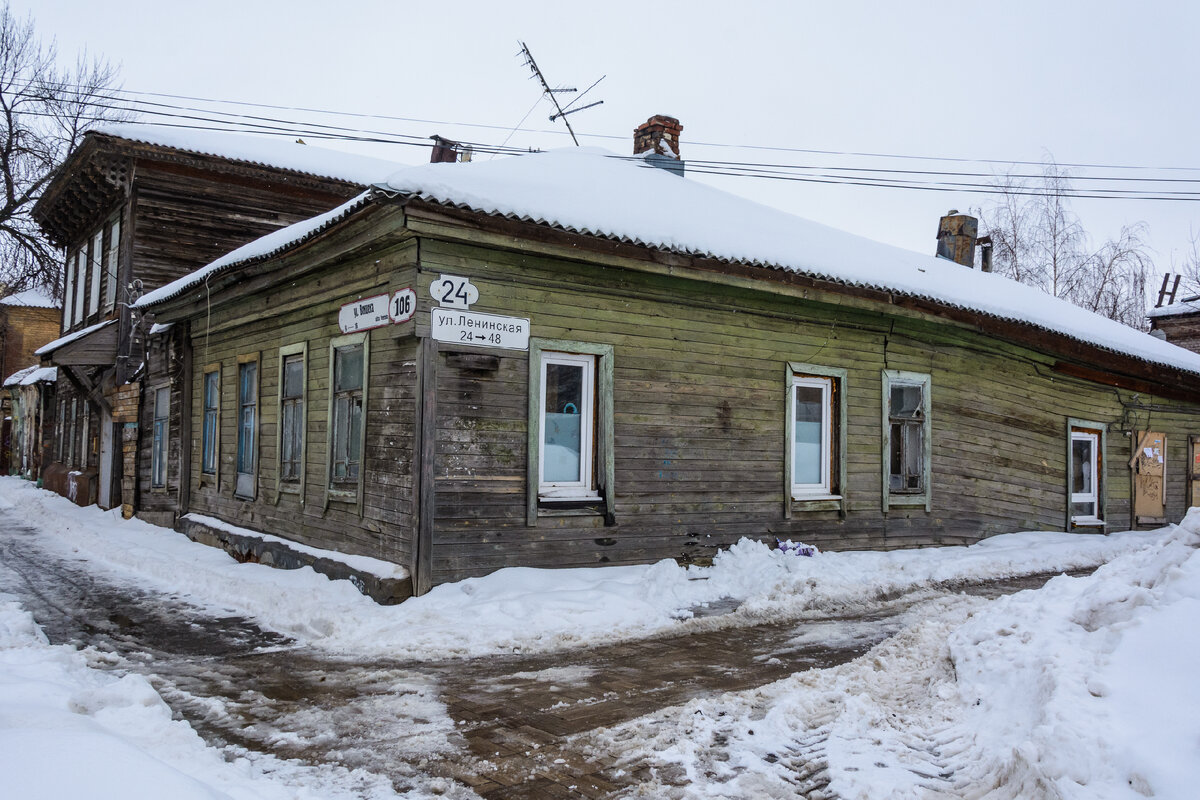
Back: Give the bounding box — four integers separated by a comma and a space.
1071, 429, 1100, 521
791, 375, 832, 496
539, 352, 596, 498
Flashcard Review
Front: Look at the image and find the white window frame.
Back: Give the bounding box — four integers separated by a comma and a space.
62, 251, 75, 331
788, 373, 834, 498
1068, 419, 1106, 528
73, 250, 86, 327
88, 228, 102, 317
104, 215, 120, 312
538, 351, 598, 500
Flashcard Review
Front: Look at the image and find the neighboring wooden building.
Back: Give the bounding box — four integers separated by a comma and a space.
136, 118, 1200, 599
1, 289, 60, 476
3, 365, 57, 479
31, 124, 402, 515
1148, 295, 1200, 354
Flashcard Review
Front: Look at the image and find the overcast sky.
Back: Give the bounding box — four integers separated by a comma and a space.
20, 0, 1200, 291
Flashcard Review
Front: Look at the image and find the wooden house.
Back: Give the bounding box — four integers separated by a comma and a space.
135, 117, 1200, 599
1, 288, 61, 474
31, 124, 402, 514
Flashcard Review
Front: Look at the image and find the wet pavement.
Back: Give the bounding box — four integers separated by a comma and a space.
0, 514, 1082, 799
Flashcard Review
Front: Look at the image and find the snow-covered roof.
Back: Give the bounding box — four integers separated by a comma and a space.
90, 123, 409, 187
1147, 296, 1200, 320
35, 319, 117, 357
0, 288, 59, 308
136, 147, 1200, 377
2, 365, 56, 388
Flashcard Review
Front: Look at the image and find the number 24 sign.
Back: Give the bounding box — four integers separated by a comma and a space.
430, 274, 479, 309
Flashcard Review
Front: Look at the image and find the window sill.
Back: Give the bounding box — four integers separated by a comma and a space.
1071, 516, 1106, 528
327, 488, 358, 502
278, 483, 301, 495
790, 494, 843, 513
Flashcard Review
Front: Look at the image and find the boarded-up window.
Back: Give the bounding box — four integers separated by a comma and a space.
1131, 430, 1166, 523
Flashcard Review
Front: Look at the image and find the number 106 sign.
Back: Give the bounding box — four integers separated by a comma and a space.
390, 288, 416, 324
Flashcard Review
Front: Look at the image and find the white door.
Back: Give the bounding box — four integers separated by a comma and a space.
98, 407, 113, 508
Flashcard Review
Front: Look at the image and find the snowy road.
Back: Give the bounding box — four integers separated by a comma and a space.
2, 479, 1197, 799
0, 504, 1079, 799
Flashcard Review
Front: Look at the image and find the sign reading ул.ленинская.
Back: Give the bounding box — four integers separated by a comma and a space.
431, 308, 530, 350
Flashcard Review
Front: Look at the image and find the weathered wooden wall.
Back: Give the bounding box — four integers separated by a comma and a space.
180, 240, 420, 571
1152, 313, 1200, 355
412, 236, 1199, 583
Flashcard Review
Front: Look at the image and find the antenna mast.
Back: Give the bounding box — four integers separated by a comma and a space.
518, 41, 604, 146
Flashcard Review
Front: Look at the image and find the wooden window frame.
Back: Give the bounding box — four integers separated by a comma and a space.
882, 370, 932, 512
200, 364, 220, 483
526, 338, 614, 526
786, 362, 848, 516
66, 397, 77, 467
151, 385, 170, 491
55, 399, 65, 463
324, 332, 368, 514
103, 214, 121, 313
234, 354, 259, 500
276, 342, 308, 502
1068, 419, 1106, 529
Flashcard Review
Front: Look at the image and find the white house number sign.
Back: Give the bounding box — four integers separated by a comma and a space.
338, 287, 418, 334
430, 274, 479, 309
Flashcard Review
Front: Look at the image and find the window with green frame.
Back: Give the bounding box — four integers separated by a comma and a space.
882, 370, 932, 511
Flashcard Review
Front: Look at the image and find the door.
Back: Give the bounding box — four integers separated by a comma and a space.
1132, 430, 1166, 524
98, 407, 113, 508
1190, 436, 1200, 509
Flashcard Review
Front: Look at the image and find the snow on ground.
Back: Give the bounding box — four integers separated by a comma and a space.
586, 512, 1200, 800
0, 477, 1172, 662
0, 589, 427, 800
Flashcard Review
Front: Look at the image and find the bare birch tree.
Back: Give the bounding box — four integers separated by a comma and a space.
976, 160, 1153, 329
0, 2, 127, 299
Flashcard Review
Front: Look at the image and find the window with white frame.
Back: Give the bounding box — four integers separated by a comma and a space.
62, 251, 75, 331
104, 216, 120, 311
88, 229, 102, 317
1069, 421, 1105, 526
882, 370, 932, 510
539, 351, 597, 498
152, 387, 169, 489
789, 375, 833, 494
201, 368, 219, 476
73, 250, 86, 326
235, 359, 258, 498
527, 340, 614, 525
279, 349, 305, 484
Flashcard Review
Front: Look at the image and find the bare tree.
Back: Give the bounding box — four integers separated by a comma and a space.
0, 2, 127, 299
976, 160, 1154, 330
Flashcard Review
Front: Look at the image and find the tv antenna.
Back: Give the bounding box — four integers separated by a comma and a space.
518, 41, 604, 146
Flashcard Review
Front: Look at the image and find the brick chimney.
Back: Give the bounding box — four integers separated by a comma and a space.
633, 115, 684, 176
935, 210, 979, 268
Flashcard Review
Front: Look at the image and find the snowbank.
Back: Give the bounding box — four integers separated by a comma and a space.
0, 477, 1169, 662
588, 511, 1200, 799
0, 591, 411, 799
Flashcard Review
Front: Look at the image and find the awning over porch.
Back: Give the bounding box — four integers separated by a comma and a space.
35, 319, 118, 366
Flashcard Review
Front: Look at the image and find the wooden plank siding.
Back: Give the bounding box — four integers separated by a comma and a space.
412, 237, 1198, 583
179, 241, 420, 572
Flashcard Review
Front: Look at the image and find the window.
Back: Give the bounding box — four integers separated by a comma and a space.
786, 362, 847, 513
235, 359, 258, 498
55, 400, 65, 462
527, 339, 615, 525
1068, 420, 1106, 527
539, 352, 596, 497
882, 370, 932, 511
277, 344, 306, 494
88, 229, 102, 317
151, 387, 169, 489
201, 367, 219, 476
330, 343, 363, 485
66, 398, 76, 467
62, 251, 75, 331
104, 216, 120, 311
73, 250, 86, 327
